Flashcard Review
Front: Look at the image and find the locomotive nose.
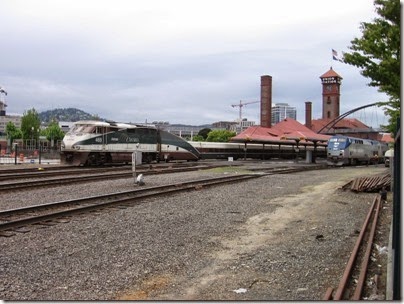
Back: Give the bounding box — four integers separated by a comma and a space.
61, 135, 76, 150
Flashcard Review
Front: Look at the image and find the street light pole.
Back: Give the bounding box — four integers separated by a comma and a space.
31, 126, 34, 150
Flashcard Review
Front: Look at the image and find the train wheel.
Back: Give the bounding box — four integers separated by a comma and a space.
87, 153, 101, 166
106, 153, 112, 164
63, 153, 74, 165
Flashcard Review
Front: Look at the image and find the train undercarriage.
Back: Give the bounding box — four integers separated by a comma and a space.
60, 151, 159, 166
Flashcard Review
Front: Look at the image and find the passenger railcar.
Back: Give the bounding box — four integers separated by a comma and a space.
326, 135, 388, 166
60, 120, 200, 166
189, 141, 327, 160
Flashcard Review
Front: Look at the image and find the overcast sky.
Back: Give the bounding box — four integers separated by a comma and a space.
0, 0, 389, 127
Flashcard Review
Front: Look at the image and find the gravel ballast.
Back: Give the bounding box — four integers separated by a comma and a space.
0, 163, 392, 300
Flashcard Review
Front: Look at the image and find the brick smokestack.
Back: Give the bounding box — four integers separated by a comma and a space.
260, 75, 272, 127
305, 101, 312, 129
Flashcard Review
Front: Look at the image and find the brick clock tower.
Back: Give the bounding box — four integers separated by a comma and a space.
319, 67, 342, 120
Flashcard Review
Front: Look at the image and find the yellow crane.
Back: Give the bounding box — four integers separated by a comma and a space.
231, 100, 260, 121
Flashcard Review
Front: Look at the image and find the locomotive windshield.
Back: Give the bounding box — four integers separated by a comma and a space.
327, 137, 349, 150
68, 124, 122, 135
67, 124, 95, 134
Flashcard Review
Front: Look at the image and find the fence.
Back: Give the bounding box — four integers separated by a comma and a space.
0, 147, 61, 165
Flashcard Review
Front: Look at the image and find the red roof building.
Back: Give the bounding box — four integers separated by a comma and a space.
231, 118, 330, 144
378, 132, 394, 144
310, 117, 390, 141
319, 68, 343, 79
311, 117, 370, 133
229, 69, 392, 149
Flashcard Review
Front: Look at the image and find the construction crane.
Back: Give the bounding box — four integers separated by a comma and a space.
231, 100, 260, 121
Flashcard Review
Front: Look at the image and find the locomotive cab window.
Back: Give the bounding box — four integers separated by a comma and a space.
93, 127, 103, 134
82, 125, 95, 133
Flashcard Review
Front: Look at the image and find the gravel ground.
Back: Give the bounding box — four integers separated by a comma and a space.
0, 162, 392, 300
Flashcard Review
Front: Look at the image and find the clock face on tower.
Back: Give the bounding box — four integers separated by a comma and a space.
325, 85, 332, 92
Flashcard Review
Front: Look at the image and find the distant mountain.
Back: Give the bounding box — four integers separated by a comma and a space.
39, 108, 104, 123
38, 108, 211, 128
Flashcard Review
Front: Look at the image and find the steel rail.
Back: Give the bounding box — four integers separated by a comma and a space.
0, 165, 315, 220
324, 194, 381, 300
0, 174, 255, 218
0, 174, 260, 233
352, 194, 382, 300
1, 165, 325, 237
0, 166, 128, 181
332, 196, 378, 300
0, 165, 220, 191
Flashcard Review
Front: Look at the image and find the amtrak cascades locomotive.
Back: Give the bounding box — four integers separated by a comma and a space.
327, 135, 388, 166
60, 120, 200, 166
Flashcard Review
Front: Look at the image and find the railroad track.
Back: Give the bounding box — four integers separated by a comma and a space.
0, 162, 203, 180
0, 173, 262, 237
0, 164, 226, 191
0, 165, 75, 174
0, 165, 328, 237
0, 166, 131, 181
0, 162, 326, 191
323, 194, 383, 300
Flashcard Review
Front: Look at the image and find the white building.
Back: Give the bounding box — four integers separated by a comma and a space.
230, 119, 256, 134
272, 103, 297, 125
0, 114, 22, 135
58, 121, 74, 133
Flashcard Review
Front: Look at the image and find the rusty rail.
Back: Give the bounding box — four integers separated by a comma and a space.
324, 194, 382, 300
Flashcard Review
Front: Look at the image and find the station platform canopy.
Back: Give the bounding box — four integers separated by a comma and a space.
230, 118, 331, 145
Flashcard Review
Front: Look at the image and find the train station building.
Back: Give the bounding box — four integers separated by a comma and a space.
231, 68, 393, 147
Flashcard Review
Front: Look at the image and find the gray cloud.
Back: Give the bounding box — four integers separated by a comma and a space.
0, 0, 389, 128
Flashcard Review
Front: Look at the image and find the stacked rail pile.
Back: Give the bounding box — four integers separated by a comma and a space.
341, 173, 391, 192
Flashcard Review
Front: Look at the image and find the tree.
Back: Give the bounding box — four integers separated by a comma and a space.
191, 135, 205, 142
206, 130, 236, 142
44, 121, 65, 146
198, 128, 211, 140
343, 0, 400, 135
21, 108, 41, 142
5, 121, 22, 145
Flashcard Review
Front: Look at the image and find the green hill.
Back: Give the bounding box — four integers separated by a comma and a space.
39, 108, 104, 123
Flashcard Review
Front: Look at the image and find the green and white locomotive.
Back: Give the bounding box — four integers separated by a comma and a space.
60, 120, 200, 166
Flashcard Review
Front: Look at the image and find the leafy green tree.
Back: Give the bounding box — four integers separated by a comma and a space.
192, 135, 205, 142
5, 121, 22, 145
21, 108, 41, 141
44, 121, 65, 144
343, 0, 400, 134
206, 130, 236, 142
198, 128, 211, 140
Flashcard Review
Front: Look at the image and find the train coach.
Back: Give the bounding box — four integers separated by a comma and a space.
189, 141, 327, 160
326, 135, 388, 166
60, 120, 200, 166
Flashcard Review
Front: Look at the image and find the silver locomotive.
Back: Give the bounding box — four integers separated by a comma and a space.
327, 135, 388, 166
